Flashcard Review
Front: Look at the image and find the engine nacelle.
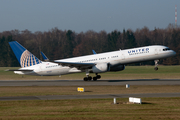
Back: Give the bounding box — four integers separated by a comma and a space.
110, 65, 125, 71
92, 63, 109, 73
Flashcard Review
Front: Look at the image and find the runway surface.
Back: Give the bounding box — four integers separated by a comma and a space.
1, 79, 180, 86
0, 79, 180, 101
1, 93, 180, 101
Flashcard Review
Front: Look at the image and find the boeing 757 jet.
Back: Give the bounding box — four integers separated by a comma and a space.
8, 41, 176, 81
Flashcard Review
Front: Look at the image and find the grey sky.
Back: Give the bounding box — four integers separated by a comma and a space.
0, 0, 180, 33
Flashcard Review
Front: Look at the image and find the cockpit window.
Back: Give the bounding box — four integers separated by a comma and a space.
163, 48, 171, 51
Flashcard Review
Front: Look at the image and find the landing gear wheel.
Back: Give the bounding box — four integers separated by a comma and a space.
154, 67, 158, 71
97, 75, 101, 79
88, 76, 92, 81
93, 77, 97, 81
83, 76, 92, 81
83, 77, 88, 81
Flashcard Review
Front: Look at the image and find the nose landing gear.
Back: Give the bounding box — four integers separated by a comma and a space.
154, 60, 159, 71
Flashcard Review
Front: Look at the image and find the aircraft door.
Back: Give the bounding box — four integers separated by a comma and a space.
154, 48, 158, 55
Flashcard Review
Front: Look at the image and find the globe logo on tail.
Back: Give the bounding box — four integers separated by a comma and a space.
20, 50, 41, 68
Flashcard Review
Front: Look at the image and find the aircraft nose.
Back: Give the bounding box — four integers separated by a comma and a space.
172, 50, 176, 56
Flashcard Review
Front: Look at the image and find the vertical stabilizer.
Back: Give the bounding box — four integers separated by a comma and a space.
9, 41, 41, 68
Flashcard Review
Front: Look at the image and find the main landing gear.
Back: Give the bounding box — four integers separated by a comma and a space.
154, 60, 159, 71
83, 73, 101, 81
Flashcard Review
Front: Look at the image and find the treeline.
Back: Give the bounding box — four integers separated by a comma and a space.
0, 24, 180, 67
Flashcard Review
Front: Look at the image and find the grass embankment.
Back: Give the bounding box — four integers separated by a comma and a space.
0, 98, 180, 120
0, 65, 180, 80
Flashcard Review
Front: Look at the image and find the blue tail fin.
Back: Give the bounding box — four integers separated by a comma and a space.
9, 41, 42, 68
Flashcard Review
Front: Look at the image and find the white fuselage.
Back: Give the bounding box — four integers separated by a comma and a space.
14, 45, 176, 76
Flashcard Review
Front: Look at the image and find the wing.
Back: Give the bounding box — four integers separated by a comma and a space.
54, 61, 95, 70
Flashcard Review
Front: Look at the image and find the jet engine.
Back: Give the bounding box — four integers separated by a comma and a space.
92, 63, 110, 73
110, 65, 125, 71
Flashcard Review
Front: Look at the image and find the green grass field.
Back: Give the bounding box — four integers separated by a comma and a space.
0, 65, 180, 80
0, 98, 180, 120
0, 66, 180, 119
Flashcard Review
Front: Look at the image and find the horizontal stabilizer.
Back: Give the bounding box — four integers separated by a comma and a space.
5, 69, 33, 72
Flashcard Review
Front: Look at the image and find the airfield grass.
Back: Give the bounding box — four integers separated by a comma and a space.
0, 98, 180, 120
0, 85, 180, 97
0, 66, 180, 119
0, 65, 180, 80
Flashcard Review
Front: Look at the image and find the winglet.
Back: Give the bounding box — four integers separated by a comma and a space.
92, 50, 97, 54
41, 51, 49, 62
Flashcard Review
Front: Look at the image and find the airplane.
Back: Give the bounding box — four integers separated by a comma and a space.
8, 41, 176, 81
